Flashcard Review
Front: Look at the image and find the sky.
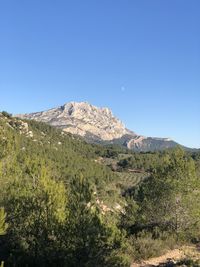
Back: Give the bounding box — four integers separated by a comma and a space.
0, 0, 199, 148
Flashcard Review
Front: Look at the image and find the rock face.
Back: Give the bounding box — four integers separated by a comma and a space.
17, 102, 134, 141
16, 101, 179, 151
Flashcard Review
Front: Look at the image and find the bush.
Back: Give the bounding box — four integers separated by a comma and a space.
105, 250, 132, 267
2, 111, 12, 118
176, 258, 200, 267
130, 231, 177, 260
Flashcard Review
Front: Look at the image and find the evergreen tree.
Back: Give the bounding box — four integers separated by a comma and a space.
62, 175, 131, 267
4, 167, 67, 266
131, 148, 200, 239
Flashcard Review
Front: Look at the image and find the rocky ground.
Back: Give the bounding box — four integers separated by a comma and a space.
131, 245, 200, 267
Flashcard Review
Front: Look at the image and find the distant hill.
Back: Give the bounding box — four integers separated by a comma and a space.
16, 101, 187, 151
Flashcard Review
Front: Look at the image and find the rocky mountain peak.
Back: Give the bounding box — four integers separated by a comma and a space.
60, 101, 113, 119
16, 101, 181, 151
17, 101, 131, 141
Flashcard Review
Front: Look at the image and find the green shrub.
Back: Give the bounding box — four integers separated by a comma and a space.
1, 111, 12, 118
130, 231, 177, 260
177, 258, 200, 267
105, 250, 132, 267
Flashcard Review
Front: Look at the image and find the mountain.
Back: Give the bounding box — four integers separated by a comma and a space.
16, 101, 180, 151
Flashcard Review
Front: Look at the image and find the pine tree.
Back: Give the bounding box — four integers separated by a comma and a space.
133, 148, 200, 238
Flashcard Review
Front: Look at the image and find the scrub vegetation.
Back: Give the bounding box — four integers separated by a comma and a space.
0, 113, 199, 266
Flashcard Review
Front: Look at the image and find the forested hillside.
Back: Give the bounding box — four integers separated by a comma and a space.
0, 112, 200, 267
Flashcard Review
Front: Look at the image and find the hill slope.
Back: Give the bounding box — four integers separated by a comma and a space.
1, 112, 200, 267
0, 112, 125, 206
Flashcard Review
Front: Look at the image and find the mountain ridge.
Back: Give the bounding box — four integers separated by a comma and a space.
16, 101, 181, 151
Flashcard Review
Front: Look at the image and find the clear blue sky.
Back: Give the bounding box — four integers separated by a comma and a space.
0, 0, 199, 148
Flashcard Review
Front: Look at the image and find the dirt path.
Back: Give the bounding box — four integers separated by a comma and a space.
131, 245, 200, 267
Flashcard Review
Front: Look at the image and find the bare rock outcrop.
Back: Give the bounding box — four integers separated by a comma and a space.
16, 101, 179, 151
17, 102, 133, 141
